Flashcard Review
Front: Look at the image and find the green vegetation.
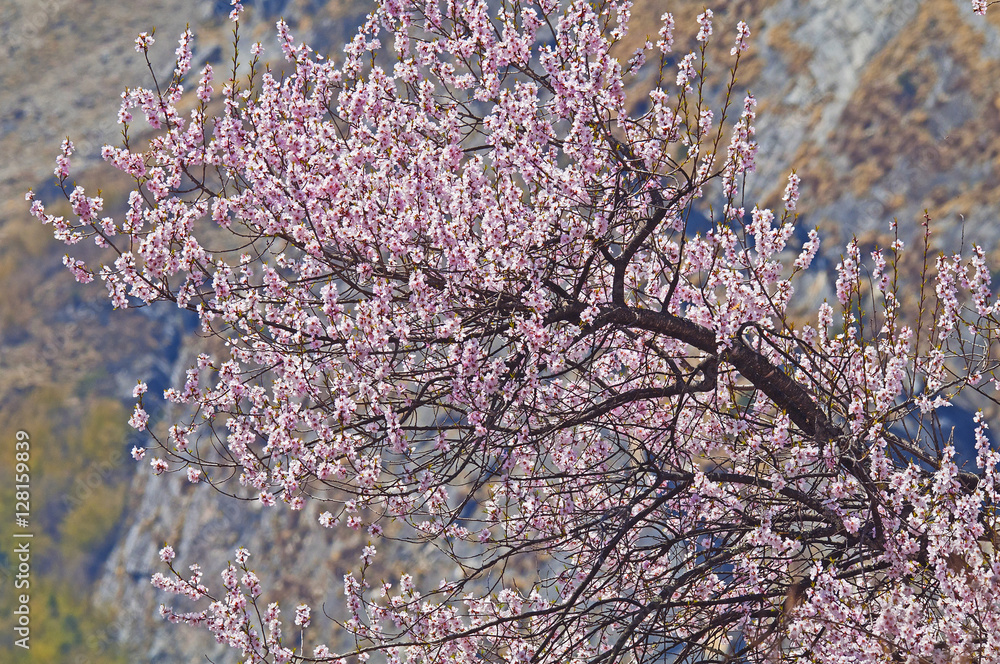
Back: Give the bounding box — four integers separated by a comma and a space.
0, 386, 131, 662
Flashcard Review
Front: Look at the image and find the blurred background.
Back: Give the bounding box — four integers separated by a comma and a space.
1, 0, 999, 661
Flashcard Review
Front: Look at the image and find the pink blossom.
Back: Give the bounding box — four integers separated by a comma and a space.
134, 32, 154, 52
129, 406, 149, 431
196, 64, 213, 104
782, 171, 800, 211
294, 603, 311, 627
657, 13, 675, 53
732, 21, 751, 55
675, 52, 698, 91
62, 255, 92, 283
696, 9, 713, 42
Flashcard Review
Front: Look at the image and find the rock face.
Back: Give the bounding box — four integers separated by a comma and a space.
96, 409, 356, 662
5, 0, 1000, 660
748, 0, 1000, 251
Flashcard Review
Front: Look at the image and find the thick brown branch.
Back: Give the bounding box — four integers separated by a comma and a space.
606, 306, 841, 442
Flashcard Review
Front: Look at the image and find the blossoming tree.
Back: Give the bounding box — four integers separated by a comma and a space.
30, 0, 1000, 661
